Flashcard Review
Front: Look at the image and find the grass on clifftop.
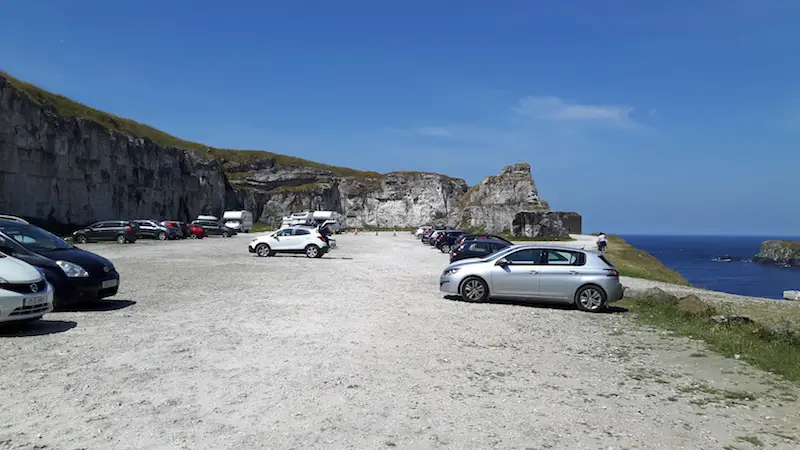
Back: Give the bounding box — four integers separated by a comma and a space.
604, 235, 690, 285
619, 296, 800, 382
1, 70, 381, 179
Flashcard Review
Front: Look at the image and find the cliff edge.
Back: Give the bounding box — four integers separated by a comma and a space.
754, 240, 800, 268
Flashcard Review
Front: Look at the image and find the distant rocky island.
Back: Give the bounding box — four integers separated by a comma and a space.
754, 240, 800, 268
0, 72, 580, 236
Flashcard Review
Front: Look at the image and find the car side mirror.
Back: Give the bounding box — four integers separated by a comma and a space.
496, 258, 510, 267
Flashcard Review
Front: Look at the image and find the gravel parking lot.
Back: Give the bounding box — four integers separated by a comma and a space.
2, 233, 798, 449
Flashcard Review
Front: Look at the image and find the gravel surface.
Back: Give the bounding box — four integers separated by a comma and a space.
1, 233, 798, 449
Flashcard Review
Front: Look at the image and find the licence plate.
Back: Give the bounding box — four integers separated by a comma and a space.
102, 279, 118, 289
23, 296, 47, 307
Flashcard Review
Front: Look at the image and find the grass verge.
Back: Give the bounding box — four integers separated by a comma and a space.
604, 235, 690, 285
619, 296, 800, 382
250, 222, 275, 233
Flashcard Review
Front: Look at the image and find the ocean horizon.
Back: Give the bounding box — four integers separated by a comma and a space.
620, 234, 800, 300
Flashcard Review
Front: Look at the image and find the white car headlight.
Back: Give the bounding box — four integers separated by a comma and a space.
442, 268, 460, 276
56, 260, 89, 278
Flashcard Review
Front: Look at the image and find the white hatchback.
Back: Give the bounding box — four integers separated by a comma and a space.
0, 252, 54, 324
248, 227, 331, 258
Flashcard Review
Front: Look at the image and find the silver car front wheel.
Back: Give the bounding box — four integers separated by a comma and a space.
575, 285, 607, 312
460, 277, 488, 303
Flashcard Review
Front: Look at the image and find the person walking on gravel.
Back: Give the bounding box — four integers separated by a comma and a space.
597, 232, 608, 253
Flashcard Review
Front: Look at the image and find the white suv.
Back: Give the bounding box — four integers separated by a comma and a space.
0, 252, 54, 324
248, 227, 330, 258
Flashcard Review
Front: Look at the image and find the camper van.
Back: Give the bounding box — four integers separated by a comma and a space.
222, 210, 254, 233
279, 211, 341, 233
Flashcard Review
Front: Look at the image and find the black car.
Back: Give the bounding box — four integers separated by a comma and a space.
449, 239, 511, 263
191, 220, 237, 237
0, 219, 121, 308
73, 220, 138, 244
453, 233, 513, 247
435, 231, 469, 253
161, 221, 190, 239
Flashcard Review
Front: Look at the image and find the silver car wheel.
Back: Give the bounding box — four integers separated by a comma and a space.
306, 245, 319, 258
256, 244, 271, 257
578, 287, 604, 311
462, 279, 486, 302
441, 244, 450, 253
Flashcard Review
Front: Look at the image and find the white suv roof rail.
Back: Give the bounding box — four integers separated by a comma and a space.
0, 214, 30, 224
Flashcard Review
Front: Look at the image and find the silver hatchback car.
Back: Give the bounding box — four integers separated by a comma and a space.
439, 244, 623, 312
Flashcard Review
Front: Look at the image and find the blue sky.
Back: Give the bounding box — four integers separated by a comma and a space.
2, 0, 799, 235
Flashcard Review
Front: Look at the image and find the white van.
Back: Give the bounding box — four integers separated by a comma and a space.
196, 215, 219, 222
222, 211, 254, 233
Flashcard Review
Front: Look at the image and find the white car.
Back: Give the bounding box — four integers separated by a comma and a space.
414, 226, 432, 238
248, 227, 331, 258
0, 252, 54, 324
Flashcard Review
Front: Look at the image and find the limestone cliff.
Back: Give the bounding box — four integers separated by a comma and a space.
754, 240, 800, 268
0, 71, 568, 233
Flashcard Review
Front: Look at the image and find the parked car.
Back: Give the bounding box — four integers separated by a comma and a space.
0, 215, 29, 224
72, 220, 137, 244
435, 231, 469, 253
222, 210, 254, 233
414, 226, 432, 238
0, 251, 54, 324
161, 221, 190, 239
454, 234, 513, 247
191, 220, 237, 237
438, 244, 623, 312
449, 239, 511, 263
430, 229, 455, 247
0, 219, 120, 308
248, 227, 330, 258
186, 223, 205, 239
133, 219, 176, 240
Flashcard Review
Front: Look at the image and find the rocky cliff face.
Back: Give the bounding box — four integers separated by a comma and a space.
511, 212, 582, 238
0, 76, 235, 230
452, 163, 550, 233
0, 73, 568, 234
754, 240, 800, 267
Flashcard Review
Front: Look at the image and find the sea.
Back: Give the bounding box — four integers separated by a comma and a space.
621, 235, 800, 300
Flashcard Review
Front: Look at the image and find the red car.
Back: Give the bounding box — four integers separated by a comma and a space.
187, 223, 205, 239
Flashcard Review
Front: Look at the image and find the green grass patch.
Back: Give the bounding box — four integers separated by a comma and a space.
619, 296, 800, 382
604, 235, 690, 285
507, 235, 574, 242
250, 222, 275, 233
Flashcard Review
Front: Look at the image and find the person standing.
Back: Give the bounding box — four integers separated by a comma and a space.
597, 232, 608, 253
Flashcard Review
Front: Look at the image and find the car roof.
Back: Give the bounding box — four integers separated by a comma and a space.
460, 239, 509, 246
504, 243, 599, 255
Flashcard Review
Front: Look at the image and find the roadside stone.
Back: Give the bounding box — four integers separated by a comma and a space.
784, 290, 800, 301
636, 287, 679, 307
710, 315, 754, 325
677, 295, 714, 315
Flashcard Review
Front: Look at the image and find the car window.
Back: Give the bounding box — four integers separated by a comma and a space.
467, 242, 490, 253
293, 228, 311, 235
504, 249, 544, 265
544, 250, 585, 266
0, 223, 72, 251
275, 229, 293, 237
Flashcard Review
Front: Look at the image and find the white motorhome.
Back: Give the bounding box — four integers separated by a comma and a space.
280, 211, 341, 233
222, 210, 254, 233
196, 215, 219, 223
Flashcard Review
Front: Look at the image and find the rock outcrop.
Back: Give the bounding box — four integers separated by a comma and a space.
0, 75, 235, 231
753, 240, 800, 268
511, 211, 582, 238
0, 72, 577, 234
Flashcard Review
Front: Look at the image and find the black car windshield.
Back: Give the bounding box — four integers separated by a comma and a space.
0, 222, 73, 251
480, 245, 517, 262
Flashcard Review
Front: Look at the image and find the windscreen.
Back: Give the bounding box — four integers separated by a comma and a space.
0, 222, 73, 251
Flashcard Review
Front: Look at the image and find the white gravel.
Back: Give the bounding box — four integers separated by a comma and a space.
1, 233, 798, 449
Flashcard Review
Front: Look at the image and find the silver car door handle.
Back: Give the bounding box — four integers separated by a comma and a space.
569, 270, 579, 275
529, 270, 538, 275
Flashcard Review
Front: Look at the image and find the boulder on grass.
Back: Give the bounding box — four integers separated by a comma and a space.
710, 315, 754, 325
784, 291, 800, 301
636, 287, 679, 307
677, 295, 715, 316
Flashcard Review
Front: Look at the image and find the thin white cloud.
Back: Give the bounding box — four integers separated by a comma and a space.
515, 96, 638, 128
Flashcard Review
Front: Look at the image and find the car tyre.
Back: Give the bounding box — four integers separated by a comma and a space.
305, 245, 320, 259
158, 231, 167, 240
255, 243, 271, 257
116, 235, 126, 244
440, 244, 451, 253
75, 234, 88, 244
459, 277, 488, 303
222, 231, 230, 238
189, 233, 197, 239
575, 284, 607, 313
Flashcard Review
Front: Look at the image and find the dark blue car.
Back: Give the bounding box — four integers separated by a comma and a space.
0, 219, 120, 308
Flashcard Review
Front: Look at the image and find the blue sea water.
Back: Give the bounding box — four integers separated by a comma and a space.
620, 235, 800, 300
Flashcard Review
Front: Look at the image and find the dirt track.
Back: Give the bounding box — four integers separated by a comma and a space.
1, 233, 798, 449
